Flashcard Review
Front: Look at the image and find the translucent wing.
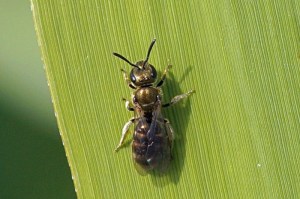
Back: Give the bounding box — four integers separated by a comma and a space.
132, 151, 149, 176
132, 100, 171, 174
145, 106, 172, 172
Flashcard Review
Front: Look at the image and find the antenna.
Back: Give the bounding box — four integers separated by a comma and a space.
142, 39, 156, 69
113, 52, 140, 69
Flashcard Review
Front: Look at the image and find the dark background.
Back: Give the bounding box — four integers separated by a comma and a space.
0, 1, 76, 198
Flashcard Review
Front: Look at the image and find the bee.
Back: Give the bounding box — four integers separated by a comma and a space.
113, 39, 194, 174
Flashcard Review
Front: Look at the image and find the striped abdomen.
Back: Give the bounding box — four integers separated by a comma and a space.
132, 116, 171, 172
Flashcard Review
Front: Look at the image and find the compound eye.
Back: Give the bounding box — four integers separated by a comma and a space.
150, 66, 157, 79
130, 71, 136, 83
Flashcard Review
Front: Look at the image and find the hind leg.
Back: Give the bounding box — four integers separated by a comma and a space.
164, 119, 174, 149
115, 117, 135, 152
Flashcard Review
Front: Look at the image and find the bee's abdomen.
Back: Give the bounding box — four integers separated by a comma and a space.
132, 119, 171, 171
132, 121, 151, 170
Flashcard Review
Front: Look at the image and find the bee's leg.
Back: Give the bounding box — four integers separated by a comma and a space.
156, 64, 172, 87
164, 119, 174, 149
121, 69, 136, 89
163, 90, 195, 107
115, 117, 135, 152
122, 98, 134, 111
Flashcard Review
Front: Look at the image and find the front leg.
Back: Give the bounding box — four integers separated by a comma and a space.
163, 90, 195, 107
115, 117, 135, 152
121, 69, 136, 89
156, 64, 172, 87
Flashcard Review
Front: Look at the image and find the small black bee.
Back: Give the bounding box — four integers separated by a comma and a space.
113, 39, 194, 174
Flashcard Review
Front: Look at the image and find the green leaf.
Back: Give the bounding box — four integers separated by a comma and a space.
31, 0, 300, 198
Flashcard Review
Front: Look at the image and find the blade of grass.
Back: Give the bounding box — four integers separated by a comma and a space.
32, 0, 300, 198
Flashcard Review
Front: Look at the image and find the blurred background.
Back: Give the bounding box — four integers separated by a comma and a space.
0, 1, 76, 198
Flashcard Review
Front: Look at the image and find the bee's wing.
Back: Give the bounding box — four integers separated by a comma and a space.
146, 103, 161, 141
146, 106, 171, 172
133, 105, 142, 119
133, 154, 149, 176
